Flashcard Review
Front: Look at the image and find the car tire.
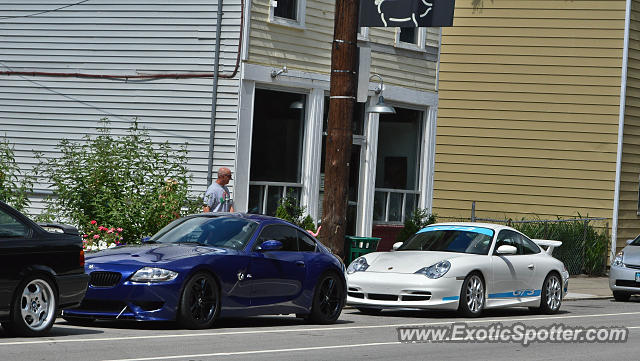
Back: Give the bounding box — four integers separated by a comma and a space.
1, 275, 58, 337
613, 291, 631, 302
534, 272, 563, 314
356, 307, 382, 316
62, 316, 95, 326
307, 272, 345, 324
177, 272, 220, 329
458, 272, 485, 317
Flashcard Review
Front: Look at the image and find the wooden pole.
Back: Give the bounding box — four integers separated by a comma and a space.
319, 0, 359, 259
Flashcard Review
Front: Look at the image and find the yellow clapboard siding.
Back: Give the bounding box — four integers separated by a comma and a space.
439, 81, 620, 96
435, 181, 613, 200
443, 45, 623, 59
436, 136, 617, 153
438, 117, 618, 131
440, 63, 623, 77
436, 172, 613, 190
434, 163, 613, 181
439, 73, 620, 86
438, 109, 618, 124
436, 145, 616, 163
436, 126, 618, 142
433, 153, 616, 172
444, 36, 623, 48
438, 99, 620, 114
440, 54, 623, 67
455, 1, 625, 11
444, 28, 623, 39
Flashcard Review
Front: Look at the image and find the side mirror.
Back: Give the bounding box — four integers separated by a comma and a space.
258, 240, 283, 251
496, 245, 517, 255
392, 242, 403, 251
626, 239, 635, 245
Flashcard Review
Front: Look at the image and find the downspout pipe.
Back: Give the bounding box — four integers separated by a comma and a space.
612, 0, 632, 263
207, 0, 225, 186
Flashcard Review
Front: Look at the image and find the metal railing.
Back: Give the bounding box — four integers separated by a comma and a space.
248, 181, 303, 216
373, 188, 420, 224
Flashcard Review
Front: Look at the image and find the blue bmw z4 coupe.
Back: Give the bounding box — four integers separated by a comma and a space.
62, 213, 346, 328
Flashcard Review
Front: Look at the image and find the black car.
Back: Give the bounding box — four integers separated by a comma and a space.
0, 201, 89, 336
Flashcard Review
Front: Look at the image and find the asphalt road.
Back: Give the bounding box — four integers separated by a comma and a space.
2, 298, 639, 361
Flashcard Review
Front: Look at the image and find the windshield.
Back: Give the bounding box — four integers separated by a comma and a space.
398, 226, 494, 255
150, 216, 258, 250
631, 234, 640, 246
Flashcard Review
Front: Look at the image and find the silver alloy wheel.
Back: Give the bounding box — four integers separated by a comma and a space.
465, 274, 484, 313
20, 279, 56, 331
545, 274, 562, 311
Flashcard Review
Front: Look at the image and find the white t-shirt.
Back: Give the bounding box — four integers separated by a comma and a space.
203, 182, 233, 212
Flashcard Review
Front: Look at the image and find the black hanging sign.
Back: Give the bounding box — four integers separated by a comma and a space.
358, 0, 456, 27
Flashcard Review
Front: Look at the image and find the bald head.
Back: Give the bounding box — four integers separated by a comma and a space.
216, 167, 232, 186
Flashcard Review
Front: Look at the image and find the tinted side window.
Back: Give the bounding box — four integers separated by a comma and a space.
297, 230, 317, 252
0, 208, 28, 238
254, 225, 298, 251
520, 235, 541, 254
494, 230, 522, 255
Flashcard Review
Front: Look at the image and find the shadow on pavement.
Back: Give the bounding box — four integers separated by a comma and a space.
0, 324, 104, 339
66, 315, 353, 331
345, 307, 570, 319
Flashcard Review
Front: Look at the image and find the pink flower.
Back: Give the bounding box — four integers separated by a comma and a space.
116, 228, 123, 232
109, 227, 115, 232
90, 220, 97, 225
82, 234, 88, 238
107, 229, 113, 234
93, 234, 100, 239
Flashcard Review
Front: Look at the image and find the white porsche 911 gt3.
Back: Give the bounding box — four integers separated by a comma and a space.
346, 223, 569, 317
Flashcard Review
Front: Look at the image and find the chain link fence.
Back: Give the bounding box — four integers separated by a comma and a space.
438, 214, 609, 276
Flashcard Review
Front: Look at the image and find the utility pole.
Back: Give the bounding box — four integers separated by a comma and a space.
319, 0, 359, 258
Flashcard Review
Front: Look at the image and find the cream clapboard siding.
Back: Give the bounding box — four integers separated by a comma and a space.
434, 0, 626, 221
0, 0, 243, 213
618, 0, 640, 251
247, 0, 438, 92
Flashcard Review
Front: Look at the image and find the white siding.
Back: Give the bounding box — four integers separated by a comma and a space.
0, 0, 243, 213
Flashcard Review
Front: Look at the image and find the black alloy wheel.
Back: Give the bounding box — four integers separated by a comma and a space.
308, 272, 345, 324
178, 272, 220, 329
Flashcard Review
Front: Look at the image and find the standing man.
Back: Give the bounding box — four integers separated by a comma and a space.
203, 167, 235, 213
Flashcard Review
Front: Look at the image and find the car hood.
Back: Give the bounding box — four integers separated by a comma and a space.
623, 245, 640, 265
364, 251, 475, 274
86, 243, 233, 265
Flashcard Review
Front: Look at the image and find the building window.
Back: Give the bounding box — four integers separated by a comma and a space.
269, 0, 306, 28
248, 89, 305, 215
373, 108, 423, 224
395, 27, 427, 51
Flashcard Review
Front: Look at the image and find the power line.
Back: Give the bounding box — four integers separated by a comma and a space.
0, 0, 91, 20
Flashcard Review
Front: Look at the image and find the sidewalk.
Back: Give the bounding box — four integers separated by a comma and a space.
565, 275, 611, 300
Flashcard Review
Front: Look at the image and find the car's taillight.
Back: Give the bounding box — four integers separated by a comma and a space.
79, 249, 85, 267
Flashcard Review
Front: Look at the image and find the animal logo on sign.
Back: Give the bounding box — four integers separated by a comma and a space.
374, 0, 433, 27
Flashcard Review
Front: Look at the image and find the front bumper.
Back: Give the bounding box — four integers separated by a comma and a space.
609, 265, 640, 294
346, 272, 461, 310
63, 270, 182, 321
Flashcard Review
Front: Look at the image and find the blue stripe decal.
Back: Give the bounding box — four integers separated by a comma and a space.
418, 225, 494, 237
488, 289, 541, 299
443, 296, 460, 301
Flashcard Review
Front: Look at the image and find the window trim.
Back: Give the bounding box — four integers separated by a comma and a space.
268, 0, 306, 29
394, 27, 427, 52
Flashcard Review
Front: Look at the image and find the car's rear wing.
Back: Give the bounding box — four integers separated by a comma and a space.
532, 239, 562, 255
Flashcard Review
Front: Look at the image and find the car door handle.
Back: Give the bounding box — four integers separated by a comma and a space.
295, 261, 305, 267
528, 264, 535, 270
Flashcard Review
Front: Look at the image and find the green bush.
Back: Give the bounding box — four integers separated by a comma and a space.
275, 192, 317, 232
0, 136, 34, 213
396, 208, 437, 243
511, 218, 608, 276
36, 119, 200, 243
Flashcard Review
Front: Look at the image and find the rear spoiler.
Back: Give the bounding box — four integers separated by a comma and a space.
532, 239, 562, 255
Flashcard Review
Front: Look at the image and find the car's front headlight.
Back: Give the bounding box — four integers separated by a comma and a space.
347, 257, 369, 274
613, 251, 625, 267
130, 267, 178, 282
415, 260, 451, 279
